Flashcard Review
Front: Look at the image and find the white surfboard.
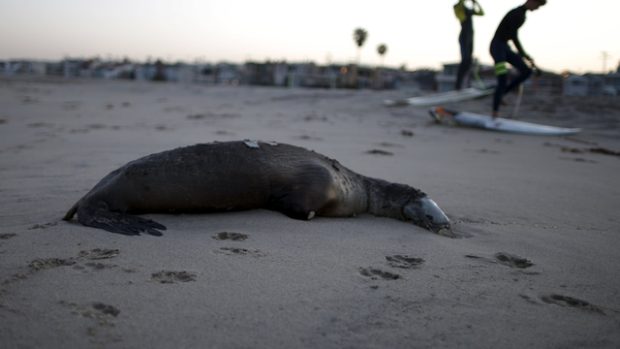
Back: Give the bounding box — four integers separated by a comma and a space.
384, 87, 493, 107
428, 107, 581, 136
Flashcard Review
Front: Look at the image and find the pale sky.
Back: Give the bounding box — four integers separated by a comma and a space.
1, 0, 619, 73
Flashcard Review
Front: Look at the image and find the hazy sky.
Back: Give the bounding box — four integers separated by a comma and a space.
1, 0, 619, 73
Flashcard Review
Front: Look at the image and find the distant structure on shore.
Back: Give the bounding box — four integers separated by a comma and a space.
1, 58, 618, 96
0, 58, 432, 91
563, 73, 620, 97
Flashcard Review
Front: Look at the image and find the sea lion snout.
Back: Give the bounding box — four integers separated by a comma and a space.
403, 197, 452, 235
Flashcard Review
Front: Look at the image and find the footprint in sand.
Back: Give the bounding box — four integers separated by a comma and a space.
78, 248, 120, 260
401, 129, 414, 137
494, 252, 533, 269
92, 302, 121, 317
376, 142, 404, 148
21, 96, 38, 104
465, 252, 536, 272
296, 134, 323, 141
59, 300, 120, 329
365, 149, 394, 156
62, 101, 81, 110
215, 247, 265, 257
212, 232, 248, 241
476, 148, 500, 154
29, 249, 120, 273
154, 124, 171, 131
303, 114, 329, 122
215, 130, 235, 136
74, 262, 117, 272
541, 294, 605, 315
151, 271, 197, 284
561, 157, 597, 164
29, 258, 76, 271
187, 112, 240, 120
28, 221, 59, 230
385, 255, 424, 269
359, 267, 401, 280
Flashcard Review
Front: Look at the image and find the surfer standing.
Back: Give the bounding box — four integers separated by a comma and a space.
454, 0, 484, 90
490, 0, 546, 118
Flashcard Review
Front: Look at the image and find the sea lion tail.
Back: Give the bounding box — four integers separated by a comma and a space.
68, 201, 166, 236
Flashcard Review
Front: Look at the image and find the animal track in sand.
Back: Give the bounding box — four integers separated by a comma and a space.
385, 255, 424, 269
359, 267, 401, 280
212, 232, 248, 241
541, 294, 605, 315
151, 271, 197, 284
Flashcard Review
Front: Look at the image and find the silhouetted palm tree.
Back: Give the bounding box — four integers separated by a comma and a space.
353, 28, 368, 64
377, 44, 387, 66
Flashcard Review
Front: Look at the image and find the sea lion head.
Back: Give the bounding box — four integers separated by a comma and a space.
403, 197, 452, 236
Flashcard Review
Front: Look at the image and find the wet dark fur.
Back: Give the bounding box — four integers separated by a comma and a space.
64, 141, 426, 236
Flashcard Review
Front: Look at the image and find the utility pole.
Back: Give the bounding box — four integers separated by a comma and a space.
601, 51, 610, 73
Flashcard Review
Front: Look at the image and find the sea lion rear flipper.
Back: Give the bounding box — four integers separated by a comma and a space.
77, 202, 166, 236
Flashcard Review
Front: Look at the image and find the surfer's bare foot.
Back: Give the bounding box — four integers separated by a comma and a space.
492, 111, 499, 119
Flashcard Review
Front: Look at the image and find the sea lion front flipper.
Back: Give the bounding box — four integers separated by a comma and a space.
268, 165, 332, 221
76, 201, 166, 236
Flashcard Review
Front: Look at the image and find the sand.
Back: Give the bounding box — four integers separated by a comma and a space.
1, 77, 619, 348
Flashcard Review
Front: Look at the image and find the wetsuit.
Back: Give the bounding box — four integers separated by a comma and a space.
454, 1, 484, 90
490, 5, 533, 113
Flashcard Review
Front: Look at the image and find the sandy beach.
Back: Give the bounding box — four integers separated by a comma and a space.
1, 77, 619, 348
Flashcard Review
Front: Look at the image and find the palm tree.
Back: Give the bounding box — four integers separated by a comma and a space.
353, 28, 368, 64
377, 44, 387, 67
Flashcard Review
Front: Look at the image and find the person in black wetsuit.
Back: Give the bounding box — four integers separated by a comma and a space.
490, 0, 546, 118
454, 0, 484, 90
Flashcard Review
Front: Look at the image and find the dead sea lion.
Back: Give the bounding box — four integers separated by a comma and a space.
63, 140, 451, 236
